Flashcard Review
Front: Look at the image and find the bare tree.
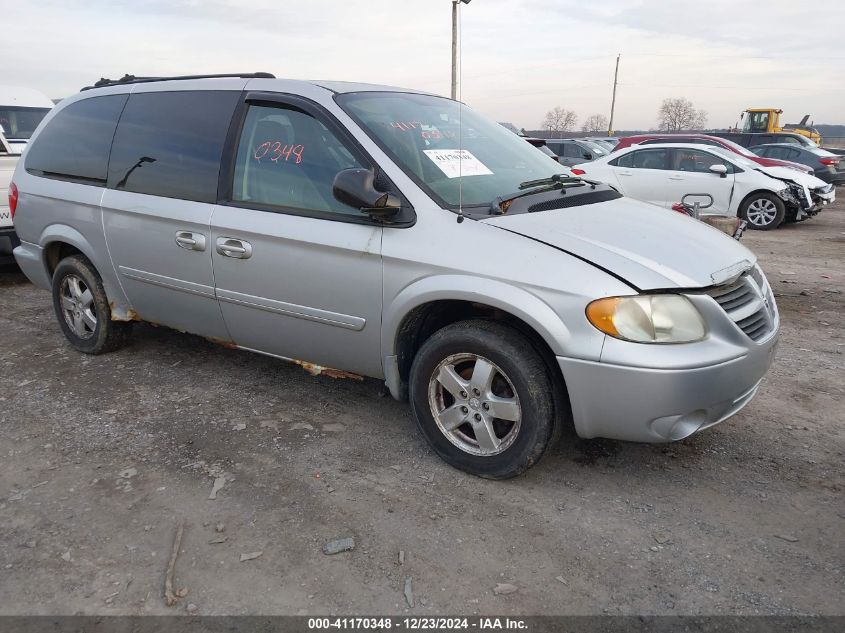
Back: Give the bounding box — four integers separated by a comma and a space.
657, 98, 708, 132
542, 107, 578, 138
581, 114, 609, 133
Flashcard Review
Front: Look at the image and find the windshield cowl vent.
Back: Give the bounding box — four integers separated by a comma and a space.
527, 189, 621, 213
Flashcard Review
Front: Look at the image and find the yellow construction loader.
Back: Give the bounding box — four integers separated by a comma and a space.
739, 108, 822, 144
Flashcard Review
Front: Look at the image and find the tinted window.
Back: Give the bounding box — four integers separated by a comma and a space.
766, 146, 792, 160
26, 95, 127, 184
108, 91, 239, 203
231, 104, 366, 216
563, 143, 582, 158
616, 148, 669, 169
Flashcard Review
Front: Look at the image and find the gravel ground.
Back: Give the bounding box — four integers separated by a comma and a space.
0, 203, 842, 616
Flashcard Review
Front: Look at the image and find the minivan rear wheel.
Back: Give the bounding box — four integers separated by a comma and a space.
409, 320, 556, 479
52, 255, 132, 354
739, 193, 785, 230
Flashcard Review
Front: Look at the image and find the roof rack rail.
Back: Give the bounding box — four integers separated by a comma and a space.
81, 72, 276, 91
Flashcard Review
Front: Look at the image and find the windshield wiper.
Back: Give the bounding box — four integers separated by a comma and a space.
489, 174, 597, 215
518, 173, 581, 190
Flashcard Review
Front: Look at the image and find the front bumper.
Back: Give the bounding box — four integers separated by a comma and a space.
809, 184, 836, 211
558, 277, 780, 443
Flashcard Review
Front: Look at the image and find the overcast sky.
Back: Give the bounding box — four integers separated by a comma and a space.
6, 0, 844, 130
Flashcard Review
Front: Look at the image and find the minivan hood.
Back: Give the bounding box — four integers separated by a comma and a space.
482, 197, 755, 290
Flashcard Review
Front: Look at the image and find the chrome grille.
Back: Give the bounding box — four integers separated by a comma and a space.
705, 267, 776, 342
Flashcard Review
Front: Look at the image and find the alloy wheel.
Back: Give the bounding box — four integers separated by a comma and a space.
746, 198, 779, 227
427, 353, 522, 456
60, 274, 97, 339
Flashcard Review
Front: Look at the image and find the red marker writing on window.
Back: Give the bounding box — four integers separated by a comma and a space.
253, 141, 304, 164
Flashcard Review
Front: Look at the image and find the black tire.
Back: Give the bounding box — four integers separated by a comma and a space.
409, 320, 556, 479
51, 255, 132, 354
739, 192, 785, 230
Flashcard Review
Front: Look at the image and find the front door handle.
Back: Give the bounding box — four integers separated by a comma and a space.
175, 231, 206, 251
216, 237, 253, 259
669, 175, 684, 181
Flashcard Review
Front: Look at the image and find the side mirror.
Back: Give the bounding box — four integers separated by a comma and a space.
333, 168, 401, 218
709, 164, 728, 178
583, 152, 593, 160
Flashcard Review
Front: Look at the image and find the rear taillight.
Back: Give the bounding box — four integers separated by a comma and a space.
819, 158, 839, 167
8, 182, 18, 219
571, 168, 586, 175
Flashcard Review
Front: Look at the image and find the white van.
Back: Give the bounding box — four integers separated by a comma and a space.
1, 85, 53, 264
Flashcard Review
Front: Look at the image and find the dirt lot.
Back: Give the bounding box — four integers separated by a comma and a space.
1, 203, 843, 617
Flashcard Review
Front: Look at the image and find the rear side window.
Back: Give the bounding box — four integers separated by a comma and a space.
108, 91, 240, 203
765, 146, 788, 160
25, 95, 127, 185
614, 148, 669, 169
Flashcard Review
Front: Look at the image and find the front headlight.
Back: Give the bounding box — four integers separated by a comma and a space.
586, 294, 707, 343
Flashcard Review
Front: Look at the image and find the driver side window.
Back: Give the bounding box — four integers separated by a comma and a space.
232, 105, 365, 216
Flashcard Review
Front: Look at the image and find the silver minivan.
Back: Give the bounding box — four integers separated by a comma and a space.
11, 73, 779, 478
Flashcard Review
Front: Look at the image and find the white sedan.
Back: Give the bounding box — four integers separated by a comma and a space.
572, 143, 835, 230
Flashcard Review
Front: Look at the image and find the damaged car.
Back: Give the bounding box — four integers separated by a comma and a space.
573, 143, 834, 230
12, 75, 780, 478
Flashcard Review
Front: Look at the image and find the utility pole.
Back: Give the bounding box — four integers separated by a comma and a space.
451, 0, 471, 100
608, 54, 620, 136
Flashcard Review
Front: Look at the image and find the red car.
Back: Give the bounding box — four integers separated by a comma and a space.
612, 134, 814, 175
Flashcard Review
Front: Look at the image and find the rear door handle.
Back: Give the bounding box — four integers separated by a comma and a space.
669, 176, 684, 181
175, 231, 206, 251
216, 237, 253, 259
617, 171, 633, 177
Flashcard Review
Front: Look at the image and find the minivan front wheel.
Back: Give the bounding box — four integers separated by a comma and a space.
409, 320, 556, 478
52, 255, 132, 354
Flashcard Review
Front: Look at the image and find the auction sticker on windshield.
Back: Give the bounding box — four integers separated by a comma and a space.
423, 149, 493, 178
